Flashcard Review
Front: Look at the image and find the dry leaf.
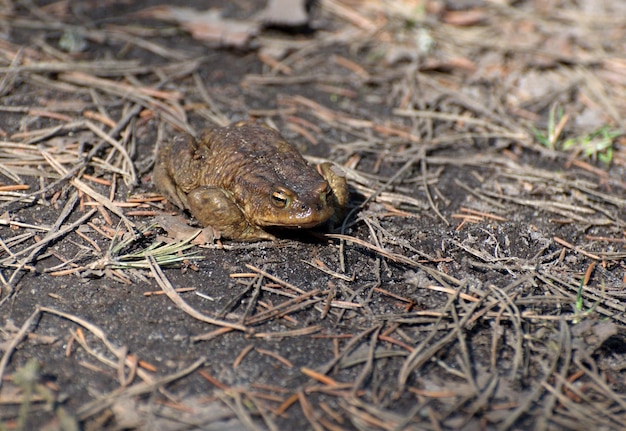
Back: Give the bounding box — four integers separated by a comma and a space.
257, 0, 310, 27
137, 6, 259, 48
155, 214, 218, 245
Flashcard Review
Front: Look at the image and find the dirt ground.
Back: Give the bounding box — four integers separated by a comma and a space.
1, 0, 626, 430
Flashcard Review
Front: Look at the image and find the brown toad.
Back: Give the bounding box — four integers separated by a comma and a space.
153, 121, 348, 241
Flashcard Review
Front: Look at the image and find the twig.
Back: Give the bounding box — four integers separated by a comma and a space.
77, 356, 206, 420
1, 193, 96, 296
0, 308, 41, 391
147, 255, 250, 333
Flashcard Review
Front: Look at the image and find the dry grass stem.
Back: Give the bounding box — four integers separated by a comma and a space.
147, 255, 249, 332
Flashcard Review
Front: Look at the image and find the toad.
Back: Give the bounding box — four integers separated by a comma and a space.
153, 121, 348, 241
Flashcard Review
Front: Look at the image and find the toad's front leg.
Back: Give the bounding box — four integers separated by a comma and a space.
186, 186, 276, 241
318, 162, 349, 225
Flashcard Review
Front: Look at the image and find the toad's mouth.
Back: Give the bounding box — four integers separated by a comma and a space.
257, 205, 335, 228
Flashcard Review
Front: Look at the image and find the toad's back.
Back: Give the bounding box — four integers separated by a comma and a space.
193, 121, 324, 204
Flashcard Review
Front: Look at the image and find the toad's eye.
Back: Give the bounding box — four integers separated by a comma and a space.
271, 190, 291, 208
